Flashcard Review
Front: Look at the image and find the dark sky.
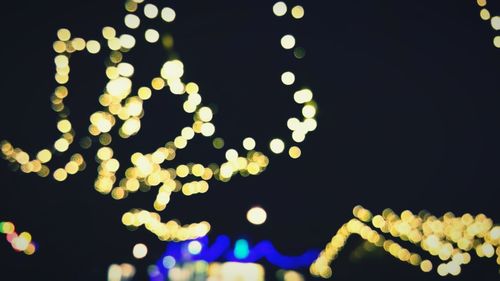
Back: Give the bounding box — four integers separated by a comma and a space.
0, 0, 499, 280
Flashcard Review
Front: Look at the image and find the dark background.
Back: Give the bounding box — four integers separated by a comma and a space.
0, 0, 499, 280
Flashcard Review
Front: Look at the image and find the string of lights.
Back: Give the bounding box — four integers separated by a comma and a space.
0, 221, 37, 255
310, 206, 499, 278
476, 0, 500, 47
0, 0, 317, 241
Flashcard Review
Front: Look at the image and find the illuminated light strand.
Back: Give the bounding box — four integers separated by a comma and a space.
310, 206, 499, 278
121, 209, 211, 241
151, 235, 320, 280
1, 0, 317, 241
0, 32, 96, 178
475, 0, 500, 47
0, 221, 37, 255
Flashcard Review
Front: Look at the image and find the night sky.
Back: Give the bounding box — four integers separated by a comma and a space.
0, 0, 499, 280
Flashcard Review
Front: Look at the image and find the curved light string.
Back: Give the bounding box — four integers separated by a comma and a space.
0, 0, 317, 242
476, 0, 500, 47
311, 206, 499, 278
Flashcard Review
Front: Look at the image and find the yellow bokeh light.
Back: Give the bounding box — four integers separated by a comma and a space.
272, 1, 287, 17
138, 87, 152, 100
269, 138, 285, 154
281, 71, 295, 85
86, 40, 101, 54
480, 8, 491, 20
133, 243, 148, 259
294, 89, 313, 104
125, 14, 141, 29
247, 207, 267, 225
201, 123, 215, 137
291, 5, 305, 19
102, 26, 116, 39
57, 119, 72, 133
57, 28, 71, 41
145, 29, 160, 43
120, 34, 136, 49
493, 36, 500, 48
243, 137, 256, 150
302, 104, 317, 118
36, 149, 52, 163
54, 138, 69, 152
281, 34, 296, 49
491, 16, 500, 30
53, 168, 68, 182
161, 7, 176, 22
198, 107, 213, 122
144, 3, 158, 18
288, 146, 301, 159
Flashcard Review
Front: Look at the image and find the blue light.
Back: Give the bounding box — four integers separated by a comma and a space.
234, 239, 249, 259
162, 255, 176, 269
153, 235, 320, 281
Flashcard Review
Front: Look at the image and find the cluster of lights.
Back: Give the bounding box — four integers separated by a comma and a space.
476, 0, 500, 47
108, 263, 136, 281
311, 206, 499, 278
0, 0, 317, 242
0, 221, 37, 255
121, 209, 211, 241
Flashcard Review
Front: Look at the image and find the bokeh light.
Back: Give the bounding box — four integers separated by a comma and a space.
247, 207, 267, 225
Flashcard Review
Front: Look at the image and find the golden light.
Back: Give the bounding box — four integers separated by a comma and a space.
269, 138, 285, 154
161, 7, 176, 22
281, 34, 296, 49
281, 71, 295, 85
291, 5, 305, 19
0, 0, 318, 245
144, 3, 159, 19
243, 137, 256, 150
132, 243, 148, 259
491, 16, 500, 30
124, 14, 141, 29
247, 207, 267, 225
272, 1, 287, 17
145, 29, 160, 43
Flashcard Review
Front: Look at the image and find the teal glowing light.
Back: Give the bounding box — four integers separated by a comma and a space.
234, 239, 250, 259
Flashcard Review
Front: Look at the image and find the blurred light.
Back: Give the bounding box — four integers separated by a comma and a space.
273, 2, 287, 17
291, 6, 305, 19
144, 3, 159, 18
145, 29, 160, 43
124, 14, 141, 29
247, 207, 267, 225
281, 35, 296, 49
162, 256, 176, 269
161, 7, 176, 22
281, 71, 295, 85
243, 137, 256, 150
269, 139, 285, 154
234, 239, 250, 259
188, 241, 203, 255
133, 243, 148, 259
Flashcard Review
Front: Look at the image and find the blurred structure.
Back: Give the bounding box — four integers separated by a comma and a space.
108, 263, 136, 281
0, 221, 36, 255
148, 235, 319, 281
311, 206, 499, 278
